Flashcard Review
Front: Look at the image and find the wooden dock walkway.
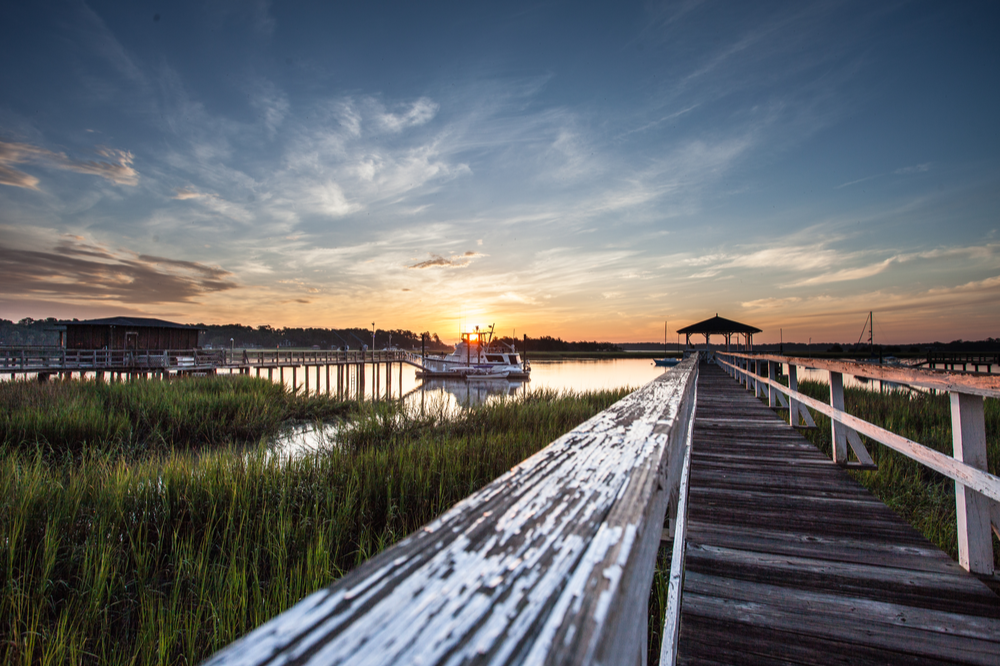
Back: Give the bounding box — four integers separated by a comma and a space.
677, 363, 1000, 664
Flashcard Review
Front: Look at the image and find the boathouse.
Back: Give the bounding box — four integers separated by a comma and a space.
62, 317, 201, 350
677, 313, 761, 350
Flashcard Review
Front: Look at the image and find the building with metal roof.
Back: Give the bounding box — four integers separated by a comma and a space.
61, 317, 202, 350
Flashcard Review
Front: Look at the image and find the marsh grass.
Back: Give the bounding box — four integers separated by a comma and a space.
0, 376, 355, 460
0, 380, 629, 665
792, 379, 1000, 567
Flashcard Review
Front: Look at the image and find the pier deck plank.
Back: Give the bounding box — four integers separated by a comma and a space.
677, 363, 1000, 665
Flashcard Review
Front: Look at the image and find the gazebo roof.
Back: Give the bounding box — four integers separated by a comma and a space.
677, 314, 761, 335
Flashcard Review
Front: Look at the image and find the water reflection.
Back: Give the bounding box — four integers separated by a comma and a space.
267, 357, 669, 457
269, 421, 339, 458
414, 378, 525, 408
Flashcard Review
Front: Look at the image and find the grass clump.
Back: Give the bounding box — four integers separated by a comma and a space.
792, 380, 1000, 567
0, 381, 629, 665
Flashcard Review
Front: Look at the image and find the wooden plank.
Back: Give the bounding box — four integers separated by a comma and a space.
684, 521, 965, 574
679, 615, 937, 665
207, 357, 700, 666
686, 570, 1000, 644
682, 588, 1000, 663
683, 542, 1000, 615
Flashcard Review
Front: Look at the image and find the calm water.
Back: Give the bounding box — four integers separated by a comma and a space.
267, 357, 669, 456
227, 356, 668, 408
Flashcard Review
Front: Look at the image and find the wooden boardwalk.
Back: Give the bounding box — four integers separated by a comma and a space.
677, 363, 1000, 664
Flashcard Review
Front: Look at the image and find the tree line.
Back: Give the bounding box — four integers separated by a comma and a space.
197, 324, 449, 351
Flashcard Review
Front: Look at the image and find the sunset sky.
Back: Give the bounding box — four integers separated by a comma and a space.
1, 1, 998, 344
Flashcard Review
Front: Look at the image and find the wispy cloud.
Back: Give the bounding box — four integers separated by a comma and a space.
0, 235, 237, 304
408, 251, 485, 269
173, 188, 211, 200
786, 257, 897, 287
836, 163, 932, 189
248, 78, 290, 139
0, 140, 138, 189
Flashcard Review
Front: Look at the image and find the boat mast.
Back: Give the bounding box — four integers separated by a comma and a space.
869, 311, 874, 356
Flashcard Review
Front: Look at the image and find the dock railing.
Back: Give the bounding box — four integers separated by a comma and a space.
0, 347, 225, 373
225, 348, 408, 367
207, 355, 700, 666
715, 351, 1000, 576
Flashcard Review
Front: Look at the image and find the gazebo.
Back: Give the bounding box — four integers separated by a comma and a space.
677, 314, 761, 351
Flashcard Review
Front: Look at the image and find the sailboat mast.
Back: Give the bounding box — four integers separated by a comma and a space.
869, 311, 874, 355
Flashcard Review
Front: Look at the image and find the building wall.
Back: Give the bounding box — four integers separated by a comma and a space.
65, 325, 199, 349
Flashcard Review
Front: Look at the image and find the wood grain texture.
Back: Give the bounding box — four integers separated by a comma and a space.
207, 357, 699, 666
677, 364, 1000, 665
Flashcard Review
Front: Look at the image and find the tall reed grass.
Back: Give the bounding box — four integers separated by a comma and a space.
793, 380, 1000, 567
0, 381, 628, 664
0, 376, 355, 459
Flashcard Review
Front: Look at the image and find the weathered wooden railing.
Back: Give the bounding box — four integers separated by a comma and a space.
227, 348, 408, 366
208, 355, 700, 666
0, 347, 224, 372
0, 347, 411, 374
716, 351, 1000, 576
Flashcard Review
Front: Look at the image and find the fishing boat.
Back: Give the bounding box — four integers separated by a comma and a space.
418, 324, 530, 380
654, 320, 680, 367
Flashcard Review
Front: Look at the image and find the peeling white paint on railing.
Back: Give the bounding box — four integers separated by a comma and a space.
207, 356, 699, 666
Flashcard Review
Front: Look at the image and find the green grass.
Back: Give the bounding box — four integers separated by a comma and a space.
0, 379, 629, 665
791, 379, 1000, 568
0, 376, 356, 460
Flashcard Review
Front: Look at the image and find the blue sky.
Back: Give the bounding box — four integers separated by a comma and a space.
1, 0, 998, 343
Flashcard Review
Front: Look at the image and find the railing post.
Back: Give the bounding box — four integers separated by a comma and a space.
950, 392, 994, 574
767, 361, 777, 407
788, 364, 799, 426
829, 371, 849, 464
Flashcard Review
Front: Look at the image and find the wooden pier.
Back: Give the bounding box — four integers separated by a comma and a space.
203, 354, 1000, 665
0, 347, 419, 398
920, 350, 1000, 373
677, 363, 1000, 664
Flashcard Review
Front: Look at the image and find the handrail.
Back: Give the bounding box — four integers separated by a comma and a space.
0, 348, 410, 372
224, 349, 408, 366
716, 351, 998, 576
659, 377, 696, 667
207, 355, 700, 666
722, 352, 1000, 398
